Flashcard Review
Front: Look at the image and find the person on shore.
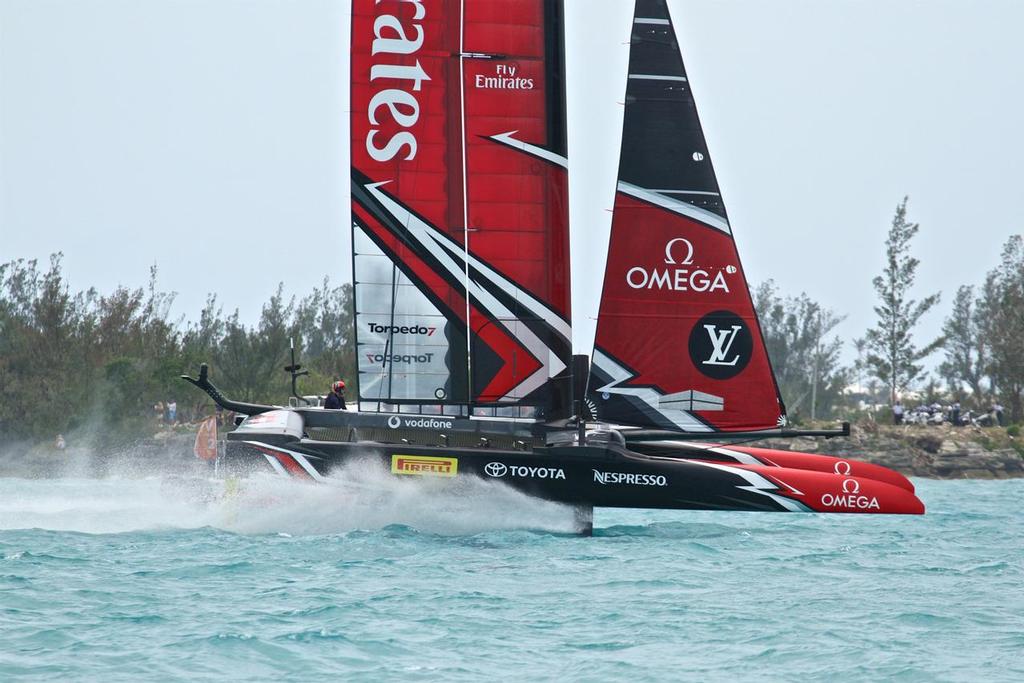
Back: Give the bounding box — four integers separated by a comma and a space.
951, 402, 961, 427
324, 380, 347, 410
993, 402, 1005, 427
167, 400, 178, 425
55, 434, 66, 450
893, 401, 904, 425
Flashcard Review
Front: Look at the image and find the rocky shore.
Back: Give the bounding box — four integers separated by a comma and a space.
753, 422, 1024, 479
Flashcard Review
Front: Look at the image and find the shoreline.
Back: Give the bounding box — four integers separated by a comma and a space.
752, 422, 1024, 480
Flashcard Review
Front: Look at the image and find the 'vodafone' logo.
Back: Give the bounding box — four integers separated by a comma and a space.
386, 415, 454, 430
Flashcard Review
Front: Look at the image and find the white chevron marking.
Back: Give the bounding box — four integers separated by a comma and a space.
364, 183, 569, 400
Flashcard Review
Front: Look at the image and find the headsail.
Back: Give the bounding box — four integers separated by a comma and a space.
587, 0, 785, 433
351, 1, 572, 418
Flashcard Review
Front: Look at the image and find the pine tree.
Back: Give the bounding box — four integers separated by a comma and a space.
939, 285, 987, 404
754, 281, 848, 421
865, 197, 942, 404
976, 236, 1024, 421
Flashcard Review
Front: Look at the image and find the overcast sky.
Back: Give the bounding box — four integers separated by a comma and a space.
2, 0, 1022, 367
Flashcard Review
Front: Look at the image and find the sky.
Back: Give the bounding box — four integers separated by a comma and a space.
2, 0, 1022, 367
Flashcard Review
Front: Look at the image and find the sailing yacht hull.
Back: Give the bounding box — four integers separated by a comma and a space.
627, 441, 916, 492
221, 416, 924, 516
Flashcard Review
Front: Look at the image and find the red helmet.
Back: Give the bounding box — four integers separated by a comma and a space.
333, 380, 346, 393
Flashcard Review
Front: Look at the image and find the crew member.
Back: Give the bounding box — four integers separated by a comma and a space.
325, 380, 347, 410
892, 401, 904, 425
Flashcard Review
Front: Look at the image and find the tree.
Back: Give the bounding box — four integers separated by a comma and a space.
293, 279, 357, 393
864, 197, 942, 404
975, 236, 1024, 422
939, 285, 987, 404
852, 336, 867, 391
754, 281, 849, 421
0, 253, 359, 443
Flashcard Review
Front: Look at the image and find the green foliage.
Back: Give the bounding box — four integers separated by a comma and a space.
753, 280, 849, 421
1007, 424, 1021, 438
864, 197, 942, 403
939, 285, 987, 405
0, 254, 355, 444
295, 278, 357, 385
935, 235, 1024, 423
976, 236, 1024, 422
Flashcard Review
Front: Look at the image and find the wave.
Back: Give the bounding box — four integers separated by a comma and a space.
0, 459, 578, 536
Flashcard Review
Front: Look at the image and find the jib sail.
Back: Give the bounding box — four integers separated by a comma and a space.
351, 0, 572, 417
587, 0, 785, 433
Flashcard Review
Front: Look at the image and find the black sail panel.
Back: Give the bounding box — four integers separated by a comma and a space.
620, 0, 725, 218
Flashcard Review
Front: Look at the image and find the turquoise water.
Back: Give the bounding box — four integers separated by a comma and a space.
1, 472, 1021, 681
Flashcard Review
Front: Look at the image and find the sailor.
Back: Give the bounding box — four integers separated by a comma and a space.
892, 401, 904, 425
324, 380, 348, 410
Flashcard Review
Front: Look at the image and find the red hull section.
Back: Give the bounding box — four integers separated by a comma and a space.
710, 444, 915, 493
631, 440, 916, 493
742, 465, 925, 515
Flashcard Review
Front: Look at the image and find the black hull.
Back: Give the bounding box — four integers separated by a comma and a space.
224, 409, 929, 516
218, 407, 924, 516
225, 437, 814, 514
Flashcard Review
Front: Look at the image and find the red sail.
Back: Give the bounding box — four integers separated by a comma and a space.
351, 1, 571, 417
193, 415, 218, 462
587, 0, 785, 433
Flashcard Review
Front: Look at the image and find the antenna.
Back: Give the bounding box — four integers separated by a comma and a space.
283, 337, 311, 405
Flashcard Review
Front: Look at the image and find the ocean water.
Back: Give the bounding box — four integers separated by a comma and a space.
0, 468, 1021, 682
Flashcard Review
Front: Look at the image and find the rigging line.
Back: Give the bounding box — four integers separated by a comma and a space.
383, 259, 401, 404
459, 0, 473, 408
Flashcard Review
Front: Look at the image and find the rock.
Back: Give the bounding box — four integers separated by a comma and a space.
749, 422, 1024, 479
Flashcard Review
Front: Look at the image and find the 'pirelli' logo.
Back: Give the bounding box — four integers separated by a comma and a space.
391, 454, 458, 477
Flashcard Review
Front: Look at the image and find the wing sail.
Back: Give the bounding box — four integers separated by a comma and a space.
351, 0, 572, 418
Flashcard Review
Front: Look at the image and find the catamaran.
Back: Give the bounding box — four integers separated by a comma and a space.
184, 0, 924, 528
